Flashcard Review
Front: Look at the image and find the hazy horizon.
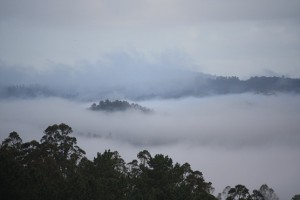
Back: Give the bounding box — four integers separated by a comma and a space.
1, 0, 300, 78
1, 0, 300, 199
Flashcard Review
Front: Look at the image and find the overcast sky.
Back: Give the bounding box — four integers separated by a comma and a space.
1, 0, 300, 78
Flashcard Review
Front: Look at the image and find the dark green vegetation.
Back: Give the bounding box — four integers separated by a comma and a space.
0, 123, 296, 200
292, 195, 300, 200
218, 184, 280, 200
90, 99, 152, 113
0, 123, 215, 200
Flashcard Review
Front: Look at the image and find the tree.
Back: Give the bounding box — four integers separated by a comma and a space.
40, 123, 85, 175
70, 157, 98, 200
32, 123, 86, 200
259, 184, 279, 200
137, 149, 151, 166
0, 131, 28, 200
218, 186, 232, 200
130, 151, 217, 200
226, 185, 250, 200
0, 124, 218, 200
147, 154, 175, 199
1, 131, 23, 149
41, 123, 85, 160
292, 194, 300, 200
183, 168, 215, 200
251, 190, 265, 200
93, 150, 127, 200
220, 185, 275, 200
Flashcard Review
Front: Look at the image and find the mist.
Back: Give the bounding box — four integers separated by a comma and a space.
0, 53, 212, 100
1, 58, 300, 101
0, 94, 299, 199
1, 1, 300, 199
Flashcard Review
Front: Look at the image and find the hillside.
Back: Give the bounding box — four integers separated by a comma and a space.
1, 74, 300, 100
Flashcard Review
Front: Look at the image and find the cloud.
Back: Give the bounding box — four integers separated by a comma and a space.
0, 51, 209, 100
1, 0, 300, 28
0, 94, 299, 199
1, 1, 300, 77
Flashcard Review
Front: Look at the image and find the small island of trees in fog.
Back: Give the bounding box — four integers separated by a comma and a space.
89, 99, 152, 113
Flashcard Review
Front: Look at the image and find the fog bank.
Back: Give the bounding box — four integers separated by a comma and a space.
0, 94, 299, 199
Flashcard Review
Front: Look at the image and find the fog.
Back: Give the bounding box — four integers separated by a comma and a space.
1, 1, 300, 199
0, 54, 212, 100
0, 94, 299, 199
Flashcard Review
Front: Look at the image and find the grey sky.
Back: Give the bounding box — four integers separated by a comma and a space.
1, 0, 300, 77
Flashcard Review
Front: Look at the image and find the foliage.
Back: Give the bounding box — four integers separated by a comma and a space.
0, 123, 216, 200
291, 194, 300, 200
219, 184, 280, 200
259, 184, 279, 200
90, 99, 152, 113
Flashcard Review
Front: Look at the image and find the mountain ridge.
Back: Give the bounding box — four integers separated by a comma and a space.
1, 74, 299, 100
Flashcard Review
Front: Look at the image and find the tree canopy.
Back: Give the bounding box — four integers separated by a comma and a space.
0, 123, 286, 200
217, 184, 281, 200
90, 99, 152, 113
0, 123, 216, 200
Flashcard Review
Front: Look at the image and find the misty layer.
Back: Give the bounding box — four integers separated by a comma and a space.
1, 61, 300, 101
0, 94, 300, 199
1, 94, 300, 148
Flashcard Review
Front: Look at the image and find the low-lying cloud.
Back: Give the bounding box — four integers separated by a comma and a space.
0, 94, 299, 199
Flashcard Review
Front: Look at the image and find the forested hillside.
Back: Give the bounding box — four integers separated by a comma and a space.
1, 75, 300, 100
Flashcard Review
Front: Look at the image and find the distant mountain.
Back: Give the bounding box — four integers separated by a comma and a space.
89, 99, 152, 113
133, 75, 300, 99
201, 76, 300, 96
0, 84, 76, 99
1, 75, 300, 100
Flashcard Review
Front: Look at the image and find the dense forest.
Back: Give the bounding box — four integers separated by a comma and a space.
1, 76, 300, 100
0, 123, 298, 200
90, 100, 152, 113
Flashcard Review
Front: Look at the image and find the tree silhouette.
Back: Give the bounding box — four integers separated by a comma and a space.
0, 123, 227, 200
